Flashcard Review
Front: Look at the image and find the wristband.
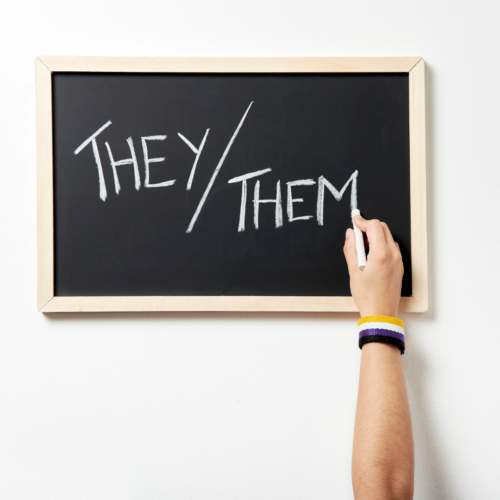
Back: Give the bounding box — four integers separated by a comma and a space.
358, 316, 405, 354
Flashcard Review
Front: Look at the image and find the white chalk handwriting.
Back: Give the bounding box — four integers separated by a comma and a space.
73, 103, 358, 232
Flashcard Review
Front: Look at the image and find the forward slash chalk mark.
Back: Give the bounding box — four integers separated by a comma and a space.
186, 102, 254, 233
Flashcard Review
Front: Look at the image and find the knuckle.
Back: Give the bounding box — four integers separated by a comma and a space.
378, 249, 390, 263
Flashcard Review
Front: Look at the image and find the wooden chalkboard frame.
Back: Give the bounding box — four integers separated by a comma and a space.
36, 57, 427, 313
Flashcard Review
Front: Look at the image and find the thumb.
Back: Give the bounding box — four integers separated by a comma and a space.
343, 228, 359, 275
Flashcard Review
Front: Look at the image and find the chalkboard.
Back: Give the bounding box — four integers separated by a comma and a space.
36, 57, 427, 312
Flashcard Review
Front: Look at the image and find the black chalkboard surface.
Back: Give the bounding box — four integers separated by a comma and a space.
52, 72, 411, 298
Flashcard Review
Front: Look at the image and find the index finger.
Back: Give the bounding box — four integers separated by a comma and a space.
353, 216, 388, 249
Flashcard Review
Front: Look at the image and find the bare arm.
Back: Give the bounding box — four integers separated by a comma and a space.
344, 217, 414, 500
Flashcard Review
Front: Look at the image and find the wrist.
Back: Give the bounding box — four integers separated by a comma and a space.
359, 309, 398, 319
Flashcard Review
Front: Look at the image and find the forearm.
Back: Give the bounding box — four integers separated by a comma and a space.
352, 342, 414, 499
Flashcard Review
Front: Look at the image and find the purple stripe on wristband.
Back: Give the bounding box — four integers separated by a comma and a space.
359, 328, 405, 343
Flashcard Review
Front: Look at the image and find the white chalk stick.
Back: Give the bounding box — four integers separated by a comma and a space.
351, 209, 367, 271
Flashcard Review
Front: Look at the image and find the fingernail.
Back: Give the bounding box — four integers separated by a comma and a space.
346, 229, 351, 239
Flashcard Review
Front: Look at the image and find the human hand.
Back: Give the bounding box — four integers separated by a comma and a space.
343, 216, 404, 318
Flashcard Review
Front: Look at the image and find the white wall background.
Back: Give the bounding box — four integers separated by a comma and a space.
1, 0, 499, 498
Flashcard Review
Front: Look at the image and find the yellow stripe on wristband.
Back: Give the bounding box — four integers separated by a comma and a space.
357, 315, 404, 328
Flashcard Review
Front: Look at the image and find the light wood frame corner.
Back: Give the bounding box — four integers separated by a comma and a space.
36, 56, 427, 313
